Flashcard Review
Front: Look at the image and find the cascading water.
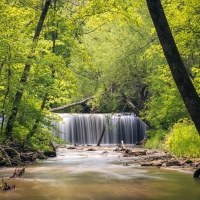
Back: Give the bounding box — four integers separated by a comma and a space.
52, 113, 147, 145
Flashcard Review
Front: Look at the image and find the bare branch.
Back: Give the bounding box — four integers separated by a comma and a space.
49, 96, 94, 112
48, 86, 114, 112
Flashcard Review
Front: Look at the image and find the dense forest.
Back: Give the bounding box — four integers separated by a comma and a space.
0, 0, 200, 157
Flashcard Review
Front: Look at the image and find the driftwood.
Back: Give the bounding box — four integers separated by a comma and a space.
0, 177, 15, 190
10, 167, 26, 178
97, 126, 106, 146
121, 140, 125, 149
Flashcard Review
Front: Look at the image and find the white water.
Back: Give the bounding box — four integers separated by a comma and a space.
52, 113, 147, 145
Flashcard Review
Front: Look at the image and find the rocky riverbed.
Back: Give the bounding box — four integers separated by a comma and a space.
1, 143, 199, 176
65, 144, 200, 175
1, 144, 200, 200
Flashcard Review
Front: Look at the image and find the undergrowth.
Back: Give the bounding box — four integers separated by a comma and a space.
145, 129, 167, 150
145, 119, 200, 158
164, 119, 200, 158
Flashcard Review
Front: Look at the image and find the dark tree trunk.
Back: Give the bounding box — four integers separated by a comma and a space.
5, 0, 52, 138
146, 0, 200, 135
97, 126, 106, 146
28, 0, 57, 139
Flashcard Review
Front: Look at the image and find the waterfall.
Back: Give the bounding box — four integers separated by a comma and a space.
52, 113, 147, 145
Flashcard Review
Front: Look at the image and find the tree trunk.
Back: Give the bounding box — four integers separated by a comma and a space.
146, 0, 200, 135
97, 126, 106, 146
5, 0, 52, 138
28, 0, 57, 139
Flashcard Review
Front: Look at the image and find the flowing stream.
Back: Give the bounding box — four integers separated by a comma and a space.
0, 146, 199, 200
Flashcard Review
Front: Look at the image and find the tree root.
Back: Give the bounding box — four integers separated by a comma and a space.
0, 145, 39, 167
0, 145, 22, 166
0, 177, 15, 190
10, 167, 26, 178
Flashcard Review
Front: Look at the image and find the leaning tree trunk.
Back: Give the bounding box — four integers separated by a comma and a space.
28, 0, 57, 140
5, 0, 52, 138
146, 0, 200, 135
97, 126, 105, 146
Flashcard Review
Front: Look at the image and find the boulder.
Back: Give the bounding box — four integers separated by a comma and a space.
44, 151, 56, 157
162, 160, 180, 167
193, 168, 200, 178
141, 162, 153, 166
67, 146, 76, 149
152, 160, 163, 166
87, 148, 96, 151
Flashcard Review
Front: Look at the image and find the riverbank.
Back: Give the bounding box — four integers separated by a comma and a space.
0, 144, 54, 167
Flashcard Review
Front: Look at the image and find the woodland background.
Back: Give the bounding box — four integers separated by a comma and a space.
0, 0, 200, 157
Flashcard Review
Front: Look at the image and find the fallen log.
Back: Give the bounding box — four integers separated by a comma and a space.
48, 86, 113, 112
48, 96, 93, 112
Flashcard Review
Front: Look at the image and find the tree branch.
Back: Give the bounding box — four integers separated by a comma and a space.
48, 96, 94, 112
48, 86, 114, 112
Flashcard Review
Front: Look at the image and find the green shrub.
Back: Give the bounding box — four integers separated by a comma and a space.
164, 119, 200, 158
145, 129, 167, 149
28, 128, 66, 152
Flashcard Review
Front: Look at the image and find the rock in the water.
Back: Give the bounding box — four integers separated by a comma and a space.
87, 148, 96, 151
193, 168, 200, 178
67, 146, 76, 149
152, 160, 163, 166
141, 162, 153, 166
123, 163, 130, 166
102, 151, 108, 155
44, 151, 56, 157
123, 149, 147, 158
166, 160, 180, 166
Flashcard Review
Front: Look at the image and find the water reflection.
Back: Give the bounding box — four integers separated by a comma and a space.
0, 147, 199, 200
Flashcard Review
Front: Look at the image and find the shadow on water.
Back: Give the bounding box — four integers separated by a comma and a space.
0, 147, 200, 200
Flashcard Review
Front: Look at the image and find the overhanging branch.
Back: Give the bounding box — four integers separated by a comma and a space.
48, 96, 93, 112
48, 86, 114, 112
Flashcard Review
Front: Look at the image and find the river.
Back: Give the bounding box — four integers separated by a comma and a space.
0, 146, 199, 200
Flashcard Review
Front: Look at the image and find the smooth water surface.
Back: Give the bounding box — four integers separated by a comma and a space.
0, 147, 199, 200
